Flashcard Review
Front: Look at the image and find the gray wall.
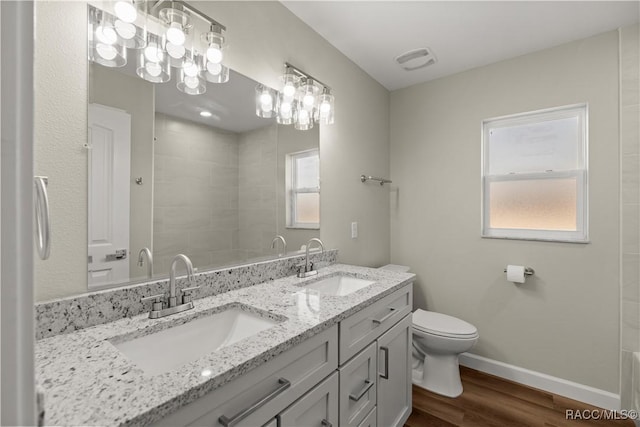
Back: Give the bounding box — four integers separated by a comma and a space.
620, 23, 640, 410
390, 31, 620, 392
237, 124, 278, 260
153, 113, 240, 275
89, 64, 154, 280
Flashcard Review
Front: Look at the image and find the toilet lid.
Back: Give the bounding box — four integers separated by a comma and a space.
412, 309, 478, 338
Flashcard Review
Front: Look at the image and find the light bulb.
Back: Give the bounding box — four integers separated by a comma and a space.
206, 44, 223, 64
144, 43, 163, 62
280, 102, 292, 118
96, 25, 117, 44
96, 43, 118, 61
114, 1, 137, 23
145, 61, 162, 77
283, 83, 296, 98
206, 61, 222, 75
166, 42, 185, 60
260, 92, 273, 106
183, 60, 199, 77
115, 20, 136, 40
320, 101, 331, 114
166, 22, 185, 46
184, 76, 199, 89
303, 93, 315, 107
298, 109, 309, 124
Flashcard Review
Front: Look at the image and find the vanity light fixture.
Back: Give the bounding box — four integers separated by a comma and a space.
177, 50, 206, 95
256, 84, 277, 118
88, 8, 127, 68
259, 63, 334, 130
88, 1, 229, 93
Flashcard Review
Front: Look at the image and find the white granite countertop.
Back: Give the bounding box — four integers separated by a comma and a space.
35, 264, 415, 426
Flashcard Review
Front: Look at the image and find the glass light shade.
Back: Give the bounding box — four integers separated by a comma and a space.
297, 78, 319, 114
200, 62, 229, 83
315, 90, 335, 125
159, 7, 190, 46
201, 28, 225, 64
114, 19, 146, 49
276, 94, 296, 125
136, 34, 170, 83
165, 42, 186, 66
280, 72, 300, 103
177, 53, 205, 95
88, 8, 127, 67
294, 107, 313, 131
177, 70, 206, 95
255, 85, 276, 118
114, 0, 137, 23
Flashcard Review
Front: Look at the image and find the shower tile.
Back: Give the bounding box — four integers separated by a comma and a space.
623, 155, 640, 204
623, 253, 640, 303
623, 204, 640, 254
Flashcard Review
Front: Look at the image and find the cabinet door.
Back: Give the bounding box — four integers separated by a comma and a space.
279, 372, 338, 427
377, 314, 412, 427
339, 342, 377, 427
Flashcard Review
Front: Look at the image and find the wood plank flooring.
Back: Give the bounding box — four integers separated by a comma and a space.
405, 366, 634, 427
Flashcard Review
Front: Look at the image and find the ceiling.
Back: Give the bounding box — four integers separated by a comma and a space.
282, 1, 640, 91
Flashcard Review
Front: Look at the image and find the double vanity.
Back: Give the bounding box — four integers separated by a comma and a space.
35, 255, 415, 427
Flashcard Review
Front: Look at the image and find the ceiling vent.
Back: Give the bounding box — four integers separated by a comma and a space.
395, 47, 437, 71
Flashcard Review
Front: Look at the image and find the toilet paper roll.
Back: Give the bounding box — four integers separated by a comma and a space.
506, 265, 526, 283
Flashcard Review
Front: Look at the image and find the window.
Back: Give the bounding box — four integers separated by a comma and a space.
482, 104, 588, 242
286, 149, 320, 229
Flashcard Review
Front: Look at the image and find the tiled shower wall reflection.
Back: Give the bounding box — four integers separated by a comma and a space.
153, 113, 242, 274
620, 24, 640, 411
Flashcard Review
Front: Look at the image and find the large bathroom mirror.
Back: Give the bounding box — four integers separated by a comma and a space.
36, 1, 320, 293
88, 60, 320, 288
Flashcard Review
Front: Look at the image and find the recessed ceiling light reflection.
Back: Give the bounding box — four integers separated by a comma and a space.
201, 368, 213, 377
199, 111, 213, 118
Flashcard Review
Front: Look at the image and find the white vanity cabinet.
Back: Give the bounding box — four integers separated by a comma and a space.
153, 283, 413, 427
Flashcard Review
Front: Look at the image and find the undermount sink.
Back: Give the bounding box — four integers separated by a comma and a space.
301, 275, 376, 296
112, 306, 282, 376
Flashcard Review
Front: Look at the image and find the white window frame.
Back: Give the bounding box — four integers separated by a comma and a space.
286, 148, 320, 230
481, 104, 589, 243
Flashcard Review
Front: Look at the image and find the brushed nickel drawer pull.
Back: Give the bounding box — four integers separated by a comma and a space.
219, 378, 290, 427
380, 347, 390, 380
372, 307, 396, 324
348, 379, 374, 402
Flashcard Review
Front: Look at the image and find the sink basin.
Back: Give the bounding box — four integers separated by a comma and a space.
112, 307, 282, 376
302, 275, 376, 296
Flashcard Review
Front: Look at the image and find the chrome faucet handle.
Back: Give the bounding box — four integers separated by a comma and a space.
141, 293, 165, 311
181, 285, 200, 304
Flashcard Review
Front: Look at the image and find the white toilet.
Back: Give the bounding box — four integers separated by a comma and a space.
412, 309, 478, 397
377, 264, 478, 398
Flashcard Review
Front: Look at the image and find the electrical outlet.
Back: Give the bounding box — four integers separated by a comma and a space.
351, 222, 358, 239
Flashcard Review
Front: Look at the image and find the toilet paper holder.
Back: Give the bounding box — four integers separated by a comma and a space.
503, 267, 535, 276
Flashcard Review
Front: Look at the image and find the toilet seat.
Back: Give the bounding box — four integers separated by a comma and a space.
412, 309, 478, 339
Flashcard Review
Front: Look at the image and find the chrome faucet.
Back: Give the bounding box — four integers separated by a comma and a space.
169, 254, 195, 307
137, 247, 153, 278
271, 235, 287, 256
140, 254, 199, 319
297, 238, 325, 278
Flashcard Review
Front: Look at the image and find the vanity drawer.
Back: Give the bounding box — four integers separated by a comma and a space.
154, 325, 338, 427
339, 284, 412, 364
279, 371, 339, 427
339, 342, 377, 427
358, 406, 377, 427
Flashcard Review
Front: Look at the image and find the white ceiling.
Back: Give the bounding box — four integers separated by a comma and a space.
282, 1, 640, 91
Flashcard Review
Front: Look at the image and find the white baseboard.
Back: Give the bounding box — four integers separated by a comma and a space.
459, 353, 620, 411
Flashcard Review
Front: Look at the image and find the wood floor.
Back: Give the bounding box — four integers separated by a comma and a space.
405, 366, 635, 427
